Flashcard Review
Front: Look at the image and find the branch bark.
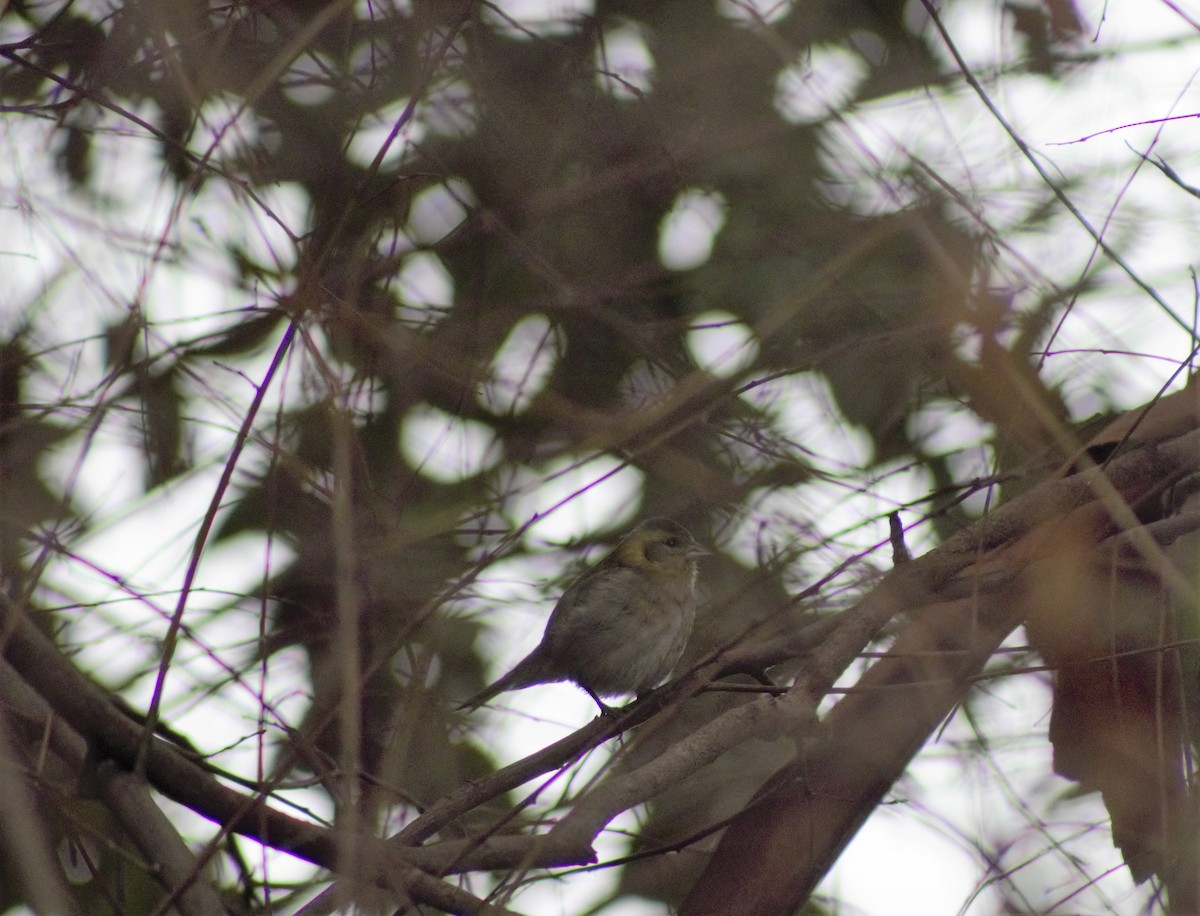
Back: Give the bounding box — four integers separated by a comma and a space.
682, 433, 1198, 915
0, 597, 496, 912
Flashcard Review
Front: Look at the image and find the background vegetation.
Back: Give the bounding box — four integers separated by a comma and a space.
1, 0, 1199, 913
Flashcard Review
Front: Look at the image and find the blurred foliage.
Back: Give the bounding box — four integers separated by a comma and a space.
0, 0, 1096, 911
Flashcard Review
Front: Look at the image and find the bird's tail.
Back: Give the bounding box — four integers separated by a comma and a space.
456, 653, 548, 711
456, 679, 506, 712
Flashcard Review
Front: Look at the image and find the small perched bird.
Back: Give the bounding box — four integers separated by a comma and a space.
459, 518, 706, 714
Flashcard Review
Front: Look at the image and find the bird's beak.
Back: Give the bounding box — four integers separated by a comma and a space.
686, 545, 710, 561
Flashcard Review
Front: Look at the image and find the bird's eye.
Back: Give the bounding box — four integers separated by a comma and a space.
664, 537, 681, 548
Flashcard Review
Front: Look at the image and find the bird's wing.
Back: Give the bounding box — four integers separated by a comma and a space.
541, 566, 640, 644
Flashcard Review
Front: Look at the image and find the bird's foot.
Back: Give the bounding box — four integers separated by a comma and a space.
583, 686, 621, 718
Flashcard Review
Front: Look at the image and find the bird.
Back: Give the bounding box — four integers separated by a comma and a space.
459, 518, 706, 715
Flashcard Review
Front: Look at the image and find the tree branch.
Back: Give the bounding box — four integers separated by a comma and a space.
682, 434, 1197, 914
0, 596, 492, 911
93, 760, 229, 916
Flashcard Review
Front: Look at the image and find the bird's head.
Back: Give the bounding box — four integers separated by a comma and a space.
615, 518, 707, 579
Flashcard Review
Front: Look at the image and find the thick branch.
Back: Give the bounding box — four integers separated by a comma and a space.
0, 596, 487, 911
0, 596, 335, 858
93, 760, 229, 916
682, 592, 1021, 915
0, 705, 78, 915
390, 447, 1153, 879
550, 687, 796, 854
682, 436, 1195, 915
